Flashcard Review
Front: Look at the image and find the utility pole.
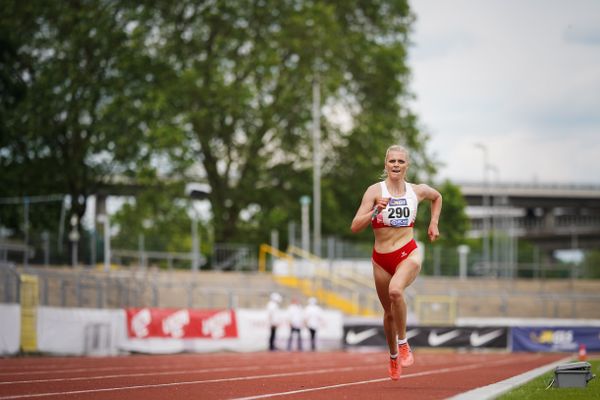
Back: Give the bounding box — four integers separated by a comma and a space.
300, 196, 311, 255
474, 143, 490, 274
312, 76, 321, 257
487, 164, 499, 275
97, 214, 110, 272
69, 214, 79, 267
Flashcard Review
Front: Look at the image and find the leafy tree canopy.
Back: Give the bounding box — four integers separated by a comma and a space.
0, 2, 176, 251
131, 0, 442, 245
1, 0, 470, 260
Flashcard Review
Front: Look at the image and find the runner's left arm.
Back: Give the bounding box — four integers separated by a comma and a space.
416, 184, 442, 242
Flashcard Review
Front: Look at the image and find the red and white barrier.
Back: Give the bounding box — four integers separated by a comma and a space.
28, 306, 344, 355
120, 307, 343, 354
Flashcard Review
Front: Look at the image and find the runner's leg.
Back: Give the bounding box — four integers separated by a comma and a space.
372, 262, 397, 354
389, 253, 421, 340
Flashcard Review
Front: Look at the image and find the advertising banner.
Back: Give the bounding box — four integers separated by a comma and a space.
121, 308, 343, 353
410, 326, 508, 348
126, 308, 238, 339
343, 324, 508, 349
512, 327, 600, 352
344, 324, 388, 347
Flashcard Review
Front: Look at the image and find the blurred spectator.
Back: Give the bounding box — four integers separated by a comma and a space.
266, 292, 282, 351
286, 298, 304, 351
304, 297, 323, 351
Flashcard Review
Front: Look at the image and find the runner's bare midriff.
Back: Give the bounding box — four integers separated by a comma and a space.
373, 226, 414, 253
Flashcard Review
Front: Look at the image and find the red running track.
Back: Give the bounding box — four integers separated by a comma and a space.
0, 350, 567, 400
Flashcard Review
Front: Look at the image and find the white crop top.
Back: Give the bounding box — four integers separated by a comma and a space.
371, 181, 418, 229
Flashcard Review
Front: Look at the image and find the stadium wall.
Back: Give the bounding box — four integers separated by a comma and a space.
2, 306, 600, 356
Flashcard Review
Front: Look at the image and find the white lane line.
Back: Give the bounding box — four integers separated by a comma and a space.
0, 352, 282, 374
0, 364, 195, 377
0, 357, 381, 386
447, 356, 573, 400
0, 354, 382, 377
0, 364, 383, 399
229, 357, 523, 400
0, 367, 261, 385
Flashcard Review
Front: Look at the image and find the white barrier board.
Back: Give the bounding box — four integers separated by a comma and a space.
0, 304, 20, 355
37, 306, 126, 356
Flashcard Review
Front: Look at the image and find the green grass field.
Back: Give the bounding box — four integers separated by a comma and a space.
499, 359, 599, 399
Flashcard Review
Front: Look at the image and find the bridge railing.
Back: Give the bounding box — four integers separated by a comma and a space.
459, 181, 600, 192
469, 215, 600, 234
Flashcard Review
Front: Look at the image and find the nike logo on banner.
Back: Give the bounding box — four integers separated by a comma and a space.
406, 329, 420, 340
470, 329, 504, 347
428, 330, 461, 346
346, 328, 379, 345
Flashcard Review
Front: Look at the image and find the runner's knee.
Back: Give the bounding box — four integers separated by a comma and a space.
389, 287, 404, 303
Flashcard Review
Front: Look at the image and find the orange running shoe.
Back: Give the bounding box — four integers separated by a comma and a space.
388, 356, 401, 380
399, 342, 414, 367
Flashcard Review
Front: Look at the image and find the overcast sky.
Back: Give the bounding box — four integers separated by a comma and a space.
407, 0, 600, 184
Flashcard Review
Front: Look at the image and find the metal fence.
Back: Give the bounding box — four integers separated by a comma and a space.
0, 262, 20, 303
212, 243, 257, 271
0, 265, 288, 310
0, 239, 261, 271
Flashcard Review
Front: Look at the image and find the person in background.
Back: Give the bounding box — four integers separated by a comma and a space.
286, 297, 304, 351
304, 297, 323, 351
350, 144, 442, 381
267, 292, 282, 351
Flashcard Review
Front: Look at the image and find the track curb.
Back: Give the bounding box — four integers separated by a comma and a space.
447, 355, 573, 400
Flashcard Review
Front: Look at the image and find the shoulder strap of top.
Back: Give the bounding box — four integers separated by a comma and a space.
405, 182, 418, 200
379, 181, 390, 198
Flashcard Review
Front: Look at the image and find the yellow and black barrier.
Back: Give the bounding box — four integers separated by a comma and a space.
20, 274, 39, 352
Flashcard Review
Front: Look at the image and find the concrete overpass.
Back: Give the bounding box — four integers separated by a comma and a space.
458, 181, 600, 251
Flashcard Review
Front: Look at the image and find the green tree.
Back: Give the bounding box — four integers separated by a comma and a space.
110, 184, 209, 261
414, 180, 470, 246
582, 250, 600, 279
0, 2, 165, 252
1, 1, 470, 265
413, 180, 470, 276
0, 2, 40, 234
134, 0, 430, 245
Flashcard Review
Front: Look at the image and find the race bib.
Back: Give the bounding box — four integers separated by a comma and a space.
382, 198, 412, 227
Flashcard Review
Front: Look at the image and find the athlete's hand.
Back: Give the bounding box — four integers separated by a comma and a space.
370, 197, 389, 220
428, 222, 439, 242
374, 197, 390, 212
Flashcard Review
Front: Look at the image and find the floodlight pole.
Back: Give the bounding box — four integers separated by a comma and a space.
312, 75, 321, 257
300, 196, 311, 255
24, 197, 29, 268
97, 214, 110, 273
474, 143, 490, 273
69, 214, 79, 267
191, 214, 200, 272
487, 164, 499, 274
185, 184, 210, 272
457, 244, 470, 280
